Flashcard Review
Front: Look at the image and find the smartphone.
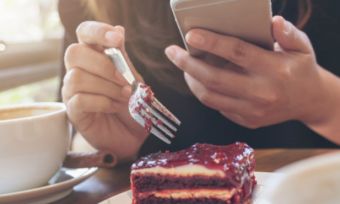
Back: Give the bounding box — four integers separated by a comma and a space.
170, 0, 274, 57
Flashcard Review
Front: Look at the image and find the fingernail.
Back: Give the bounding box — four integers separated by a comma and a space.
283, 20, 292, 35
186, 32, 205, 45
105, 31, 119, 44
165, 46, 176, 61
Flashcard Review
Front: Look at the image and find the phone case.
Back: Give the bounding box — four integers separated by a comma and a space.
170, 0, 274, 56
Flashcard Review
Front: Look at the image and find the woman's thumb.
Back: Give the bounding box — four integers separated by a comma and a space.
272, 16, 313, 53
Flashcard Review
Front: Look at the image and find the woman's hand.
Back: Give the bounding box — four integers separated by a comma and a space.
62, 21, 148, 162
165, 16, 340, 143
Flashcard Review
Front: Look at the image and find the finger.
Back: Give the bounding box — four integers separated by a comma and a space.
76, 21, 125, 49
165, 45, 251, 97
221, 111, 245, 124
67, 93, 120, 125
184, 73, 252, 115
62, 68, 128, 103
64, 43, 127, 85
272, 16, 313, 53
184, 29, 276, 72
220, 111, 254, 128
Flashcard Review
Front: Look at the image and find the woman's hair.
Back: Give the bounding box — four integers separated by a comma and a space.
81, 0, 313, 94
83, 0, 312, 28
297, 0, 313, 28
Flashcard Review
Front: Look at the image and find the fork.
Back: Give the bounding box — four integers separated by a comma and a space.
104, 48, 181, 144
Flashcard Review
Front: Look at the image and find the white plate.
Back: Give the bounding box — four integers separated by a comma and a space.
0, 167, 98, 204
259, 152, 340, 204
100, 172, 275, 204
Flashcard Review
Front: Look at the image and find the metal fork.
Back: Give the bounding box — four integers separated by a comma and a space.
104, 48, 181, 144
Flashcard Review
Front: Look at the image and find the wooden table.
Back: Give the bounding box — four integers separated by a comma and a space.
53, 149, 339, 204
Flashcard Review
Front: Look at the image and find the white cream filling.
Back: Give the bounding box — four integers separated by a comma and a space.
140, 189, 236, 200
132, 164, 226, 177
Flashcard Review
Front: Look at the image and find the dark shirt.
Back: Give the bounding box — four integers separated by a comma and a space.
58, 0, 340, 153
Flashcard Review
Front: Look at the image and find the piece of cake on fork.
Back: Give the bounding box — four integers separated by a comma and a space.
130, 142, 256, 204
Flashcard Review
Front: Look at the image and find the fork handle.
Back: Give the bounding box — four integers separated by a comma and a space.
104, 48, 135, 85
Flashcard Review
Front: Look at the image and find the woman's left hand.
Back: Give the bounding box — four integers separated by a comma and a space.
165, 16, 333, 129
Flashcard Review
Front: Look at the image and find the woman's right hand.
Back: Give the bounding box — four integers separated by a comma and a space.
62, 21, 148, 162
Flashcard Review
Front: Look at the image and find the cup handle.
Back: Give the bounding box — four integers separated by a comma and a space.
63, 151, 117, 169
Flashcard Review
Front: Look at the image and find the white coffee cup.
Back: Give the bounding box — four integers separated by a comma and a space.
0, 102, 71, 194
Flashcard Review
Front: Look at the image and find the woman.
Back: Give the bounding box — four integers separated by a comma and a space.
59, 0, 340, 163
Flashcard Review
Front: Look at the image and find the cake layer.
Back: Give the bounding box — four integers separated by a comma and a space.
132, 143, 255, 187
138, 189, 236, 200
135, 196, 251, 204
131, 164, 225, 177
131, 174, 244, 192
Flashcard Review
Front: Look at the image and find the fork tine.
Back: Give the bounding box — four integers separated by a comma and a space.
151, 98, 181, 126
139, 108, 176, 139
150, 127, 172, 144
155, 124, 176, 138
140, 100, 178, 132
132, 112, 172, 144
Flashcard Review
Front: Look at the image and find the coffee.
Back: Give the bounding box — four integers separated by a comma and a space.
0, 107, 59, 121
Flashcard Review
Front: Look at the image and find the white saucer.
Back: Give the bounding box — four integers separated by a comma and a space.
0, 167, 98, 204
100, 172, 275, 204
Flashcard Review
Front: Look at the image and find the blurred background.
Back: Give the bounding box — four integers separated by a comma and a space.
0, 0, 63, 105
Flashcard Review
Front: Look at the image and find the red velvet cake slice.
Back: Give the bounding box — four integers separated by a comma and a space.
131, 142, 256, 204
